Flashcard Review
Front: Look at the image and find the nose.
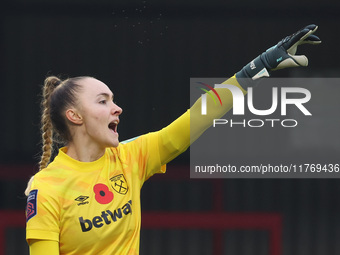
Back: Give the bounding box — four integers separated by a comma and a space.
111, 103, 123, 115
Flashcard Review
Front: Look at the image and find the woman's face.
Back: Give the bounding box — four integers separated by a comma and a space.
74, 77, 123, 149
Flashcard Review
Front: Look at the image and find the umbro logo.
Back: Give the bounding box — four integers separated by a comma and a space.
75, 195, 89, 206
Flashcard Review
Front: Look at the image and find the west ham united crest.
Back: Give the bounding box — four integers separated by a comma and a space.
110, 174, 128, 195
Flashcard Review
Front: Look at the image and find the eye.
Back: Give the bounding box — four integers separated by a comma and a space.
99, 100, 107, 104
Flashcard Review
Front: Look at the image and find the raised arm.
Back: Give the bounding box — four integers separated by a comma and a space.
157, 24, 321, 165
157, 76, 244, 165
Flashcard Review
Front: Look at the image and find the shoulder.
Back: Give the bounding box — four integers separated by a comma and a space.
33, 161, 66, 183
118, 132, 159, 148
108, 133, 159, 161
30, 159, 71, 198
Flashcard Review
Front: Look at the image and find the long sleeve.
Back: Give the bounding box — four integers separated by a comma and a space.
158, 76, 246, 165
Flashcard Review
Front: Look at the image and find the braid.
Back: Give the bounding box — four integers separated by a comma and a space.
39, 76, 60, 170
25, 76, 60, 196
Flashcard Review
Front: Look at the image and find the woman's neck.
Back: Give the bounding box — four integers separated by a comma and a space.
66, 142, 106, 162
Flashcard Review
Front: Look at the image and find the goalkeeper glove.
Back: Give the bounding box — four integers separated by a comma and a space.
236, 24, 321, 81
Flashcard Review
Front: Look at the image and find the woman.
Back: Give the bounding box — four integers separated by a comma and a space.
25, 25, 320, 254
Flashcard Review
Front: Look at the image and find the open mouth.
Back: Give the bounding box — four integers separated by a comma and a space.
108, 121, 118, 133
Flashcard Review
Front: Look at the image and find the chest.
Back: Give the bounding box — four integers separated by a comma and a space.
57, 168, 142, 252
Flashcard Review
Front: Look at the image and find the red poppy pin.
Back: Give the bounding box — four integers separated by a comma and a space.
93, 183, 114, 204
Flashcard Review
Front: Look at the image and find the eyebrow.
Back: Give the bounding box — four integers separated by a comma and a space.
96, 93, 114, 99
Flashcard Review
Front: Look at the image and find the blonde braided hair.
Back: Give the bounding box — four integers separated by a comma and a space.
39, 76, 61, 170
25, 76, 62, 196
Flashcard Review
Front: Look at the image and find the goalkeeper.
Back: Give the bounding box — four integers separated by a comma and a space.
26, 25, 320, 255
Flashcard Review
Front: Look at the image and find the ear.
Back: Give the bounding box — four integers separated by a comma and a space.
65, 109, 83, 125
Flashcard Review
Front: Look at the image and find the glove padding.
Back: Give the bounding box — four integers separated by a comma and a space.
264, 24, 321, 70
236, 24, 321, 81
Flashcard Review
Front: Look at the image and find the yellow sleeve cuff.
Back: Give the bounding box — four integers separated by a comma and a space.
27, 229, 59, 242
29, 240, 59, 255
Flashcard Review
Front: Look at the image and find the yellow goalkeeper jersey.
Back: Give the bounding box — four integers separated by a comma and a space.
26, 132, 166, 255
26, 76, 244, 254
